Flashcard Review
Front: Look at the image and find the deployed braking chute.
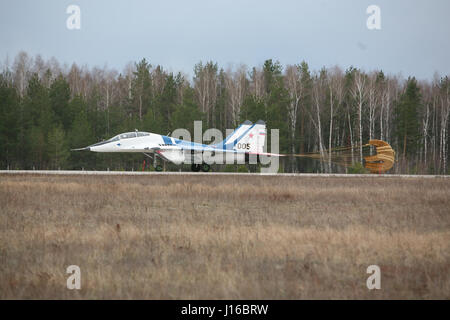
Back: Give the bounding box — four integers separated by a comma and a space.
292, 139, 395, 173
362, 140, 395, 173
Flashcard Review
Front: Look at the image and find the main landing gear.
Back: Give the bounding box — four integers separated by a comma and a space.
191, 163, 210, 172
143, 152, 163, 172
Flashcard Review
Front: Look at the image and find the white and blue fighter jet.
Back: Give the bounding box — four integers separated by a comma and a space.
72, 120, 280, 172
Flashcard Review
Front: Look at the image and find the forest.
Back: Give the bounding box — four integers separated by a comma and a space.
0, 51, 449, 173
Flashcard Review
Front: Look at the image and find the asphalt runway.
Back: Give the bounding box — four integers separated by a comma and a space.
0, 170, 448, 178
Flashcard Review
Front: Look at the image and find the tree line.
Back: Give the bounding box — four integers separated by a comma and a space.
0, 51, 449, 173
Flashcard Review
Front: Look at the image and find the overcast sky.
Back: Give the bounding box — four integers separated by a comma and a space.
1, 0, 449, 80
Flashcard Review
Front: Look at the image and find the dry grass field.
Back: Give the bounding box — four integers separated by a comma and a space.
0, 173, 449, 299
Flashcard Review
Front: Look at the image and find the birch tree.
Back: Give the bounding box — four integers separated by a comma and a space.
225, 65, 247, 127
439, 76, 450, 174
284, 64, 302, 158
309, 71, 326, 171
351, 70, 368, 162
12, 51, 32, 97
193, 61, 218, 126
327, 66, 344, 170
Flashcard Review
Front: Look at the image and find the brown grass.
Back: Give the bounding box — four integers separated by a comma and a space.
0, 174, 449, 299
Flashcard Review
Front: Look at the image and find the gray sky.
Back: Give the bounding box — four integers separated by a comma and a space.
1, 0, 449, 80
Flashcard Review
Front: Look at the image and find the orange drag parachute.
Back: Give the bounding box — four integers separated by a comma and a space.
291, 139, 395, 173
362, 140, 395, 173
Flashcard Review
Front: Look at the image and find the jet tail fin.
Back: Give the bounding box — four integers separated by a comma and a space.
233, 120, 266, 153
214, 120, 266, 153
213, 120, 252, 149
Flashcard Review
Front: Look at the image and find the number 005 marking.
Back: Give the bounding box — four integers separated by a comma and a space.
237, 143, 250, 150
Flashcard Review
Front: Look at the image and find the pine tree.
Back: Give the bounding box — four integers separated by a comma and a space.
28, 125, 46, 169
156, 73, 177, 133
394, 77, 422, 159
49, 75, 71, 131
263, 59, 289, 153
23, 73, 54, 168
68, 97, 94, 169
48, 125, 69, 169
0, 75, 20, 168
171, 87, 204, 134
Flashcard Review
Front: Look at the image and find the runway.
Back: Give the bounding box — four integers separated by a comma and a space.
0, 170, 449, 178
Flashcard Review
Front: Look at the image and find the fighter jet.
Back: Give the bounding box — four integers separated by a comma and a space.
72, 120, 279, 172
